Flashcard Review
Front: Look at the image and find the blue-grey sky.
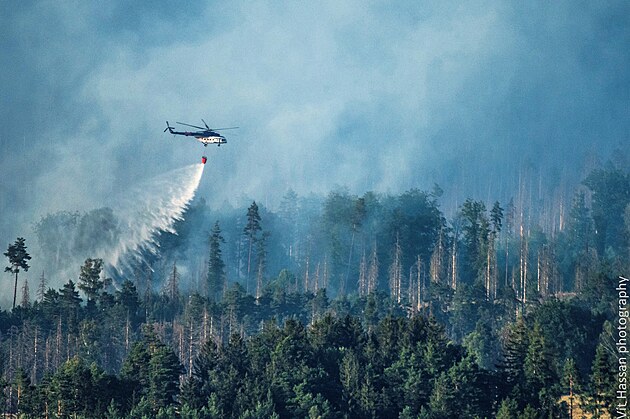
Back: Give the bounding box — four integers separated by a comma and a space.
1, 1, 628, 247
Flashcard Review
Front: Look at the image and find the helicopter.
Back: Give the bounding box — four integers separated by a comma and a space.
163, 119, 238, 147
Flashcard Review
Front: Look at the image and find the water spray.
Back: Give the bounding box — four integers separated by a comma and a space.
106, 163, 205, 273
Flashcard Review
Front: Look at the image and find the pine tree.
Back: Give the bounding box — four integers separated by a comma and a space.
4, 237, 32, 310
498, 317, 529, 400
243, 201, 262, 293
495, 397, 518, 419
589, 342, 615, 416
148, 344, 184, 411
60, 280, 82, 334
561, 358, 581, 419
460, 199, 490, 286
523, 322, 555, 408
207, 221, 226, 302
78, 258, 110, 309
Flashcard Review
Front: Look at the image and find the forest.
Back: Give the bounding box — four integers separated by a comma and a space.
1, 164, 628, 418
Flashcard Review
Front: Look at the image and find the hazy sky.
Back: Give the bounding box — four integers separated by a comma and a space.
1, 1, 628, 247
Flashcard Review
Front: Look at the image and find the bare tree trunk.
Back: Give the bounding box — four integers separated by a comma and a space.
304, 256, 310, 293
32, 326, 39, 384
314, 262, 320, 291
13, 271, 18, 310
389, 235, 402, 304
430, 229, 444, 284
55, 317, 62, 370
188, 320, 194, 377
367, 243, 378, 294
451, 237, 457, 290
246, 238, 253, 294
343, 229, 356, 297
358, 251, 367, 297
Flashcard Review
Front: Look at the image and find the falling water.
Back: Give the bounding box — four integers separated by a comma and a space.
106, 163, 205, 273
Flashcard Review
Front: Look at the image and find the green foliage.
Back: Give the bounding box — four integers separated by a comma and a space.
207, 221, 226, 302
589, 341, 616, 416
4, 236, 31, 309
78, 258, 110, 304
121, 327, 183, 414
583, 166, 630, 256
2, 168, 628, 418
460, 199, 490, 282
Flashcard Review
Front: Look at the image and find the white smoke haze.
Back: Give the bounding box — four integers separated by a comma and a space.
0, 1, 628, 300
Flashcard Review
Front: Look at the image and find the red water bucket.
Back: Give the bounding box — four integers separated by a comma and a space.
201, 156, 207, 164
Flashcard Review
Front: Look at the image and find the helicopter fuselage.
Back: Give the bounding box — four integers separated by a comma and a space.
196, 136, 227, 147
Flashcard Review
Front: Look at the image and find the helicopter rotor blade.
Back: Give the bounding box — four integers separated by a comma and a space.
176, 121, 206, 130
211, 127, 239, 131
201, 119, 210, 129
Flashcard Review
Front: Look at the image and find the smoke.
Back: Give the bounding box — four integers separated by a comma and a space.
1, 1, 628, 267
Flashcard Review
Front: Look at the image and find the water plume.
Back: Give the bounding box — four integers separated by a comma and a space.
106, 163, 205, 273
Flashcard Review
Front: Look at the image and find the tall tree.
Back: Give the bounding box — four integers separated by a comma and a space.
523, 322, 555, 408
243, 201, 262, 293
583, 167, 630, 256
4, 237, 32, 310
589, 342, 616, 416
78, 258, 110, 309
60, 280, 82, 335
207, 221, 226, 302
561, 358, 580, 419
460, 199, 490, 286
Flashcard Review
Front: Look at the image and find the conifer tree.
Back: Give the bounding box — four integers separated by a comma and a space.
60, 280, 82, 334
243, 201, 262, 293
589, 342, 615, 416
5, 237, 32, 310
499, 317, 529, 399
78, 258, 110, 308
561, 358, 580, 418
207, 221, 226, 302
523, 322, 555, 407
